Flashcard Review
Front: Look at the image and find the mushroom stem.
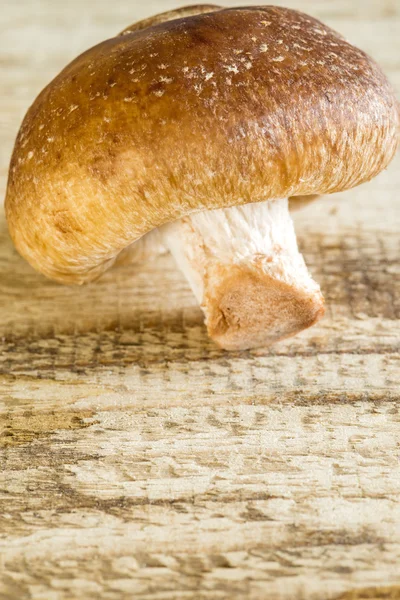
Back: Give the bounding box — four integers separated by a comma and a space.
159, 198, 325, 350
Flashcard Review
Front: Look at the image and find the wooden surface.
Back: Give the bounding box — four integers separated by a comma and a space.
1, 1, 399, 599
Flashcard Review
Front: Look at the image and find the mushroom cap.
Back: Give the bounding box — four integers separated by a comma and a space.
5, 5, 399, 284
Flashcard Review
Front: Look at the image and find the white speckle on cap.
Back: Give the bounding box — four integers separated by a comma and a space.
69, 105, 79, 114
149, 53, 159, 57
251, 36, 257, 43
245, 62, 252, 70
47, 137, 54, 143
314, 28, 327, 36
27, 151, 34, 160
272, 56, 285, 62
205, 72, 214, 81
317, 60, 325, 66
261, 20, 271, 26
298, 38, 313, 50
154, 89, 165, 97
129, 68, 135, 75
233, 49, 243, 55
160, 76, 173, 84
110, 82, 117, 87
277, 40, 283, 45
124, 97, 133, 102
39, 124, 45, 131
104, 117, 111, 123
260, 44, 269, 53
226, 77, 232, 85
158, 64, 168, 70
224, 64, 239, 74
183, 66, 189, 73
292, 24, 301, 30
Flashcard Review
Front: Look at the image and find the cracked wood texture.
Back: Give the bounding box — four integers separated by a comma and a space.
0, 1, 400, 599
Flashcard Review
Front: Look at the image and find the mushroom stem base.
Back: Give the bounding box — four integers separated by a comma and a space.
203, 263, 324, 350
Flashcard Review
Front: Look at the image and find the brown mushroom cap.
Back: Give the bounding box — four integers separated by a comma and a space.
5, 5, 399, 284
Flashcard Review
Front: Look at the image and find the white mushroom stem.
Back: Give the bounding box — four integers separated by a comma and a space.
158, 198, 325, 350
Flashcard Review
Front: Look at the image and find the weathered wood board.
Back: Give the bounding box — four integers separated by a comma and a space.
0, 1, 399, 598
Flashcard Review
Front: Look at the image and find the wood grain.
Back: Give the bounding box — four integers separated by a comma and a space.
0, 1, 399, 599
